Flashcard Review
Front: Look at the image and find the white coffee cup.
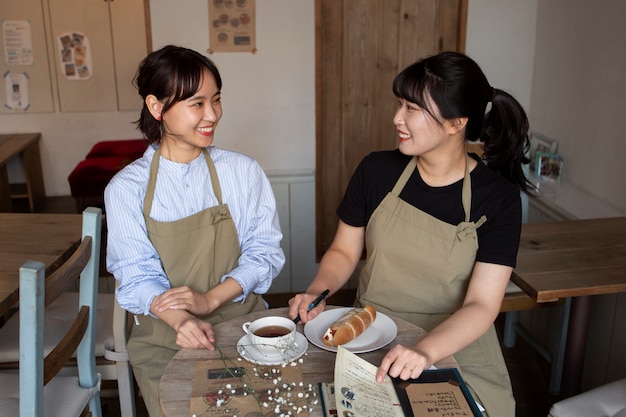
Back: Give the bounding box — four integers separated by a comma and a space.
242, 316, 296, 355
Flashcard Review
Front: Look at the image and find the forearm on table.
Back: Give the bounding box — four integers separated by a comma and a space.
413, 262, 511, 363
413, 303, 497, 366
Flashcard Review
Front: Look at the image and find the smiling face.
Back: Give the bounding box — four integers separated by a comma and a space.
151, 69, 223, 162
393, 97, 450, 157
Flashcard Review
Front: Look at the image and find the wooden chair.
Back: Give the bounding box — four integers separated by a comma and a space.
0, 207, 103, 417
0, 219, 137, 417
101, 284, 137, 417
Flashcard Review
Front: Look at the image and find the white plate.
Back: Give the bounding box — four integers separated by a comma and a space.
237, 331, 308, 366
304, 307, 397, 353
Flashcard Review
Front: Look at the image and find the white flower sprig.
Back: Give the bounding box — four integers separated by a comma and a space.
196, 346, 318, 417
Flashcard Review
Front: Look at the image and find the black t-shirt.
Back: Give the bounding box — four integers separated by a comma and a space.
337, 149, 522, 267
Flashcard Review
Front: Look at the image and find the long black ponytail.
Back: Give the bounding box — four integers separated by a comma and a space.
482, 88, 532, 192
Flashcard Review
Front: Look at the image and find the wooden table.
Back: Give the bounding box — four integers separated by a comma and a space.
0, 133, 46, 212
0, 212, 82, 317
159, 306, 459, 417
511, 217, 626, 396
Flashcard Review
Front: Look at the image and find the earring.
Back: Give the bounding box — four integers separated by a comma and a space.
156, 115, 161, 121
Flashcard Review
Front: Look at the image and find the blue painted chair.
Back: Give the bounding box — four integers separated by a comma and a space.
0, 207, 103, 417
0, 215, 137, 416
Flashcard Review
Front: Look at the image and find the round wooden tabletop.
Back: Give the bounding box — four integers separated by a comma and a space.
159, 305, 459, 417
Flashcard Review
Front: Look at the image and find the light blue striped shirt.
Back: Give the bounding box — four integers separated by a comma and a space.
104, 144, 285, 315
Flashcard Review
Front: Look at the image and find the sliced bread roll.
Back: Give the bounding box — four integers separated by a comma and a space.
322, 305, 376, 347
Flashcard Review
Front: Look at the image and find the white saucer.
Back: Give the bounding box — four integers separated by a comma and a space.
237, 331, 308, 366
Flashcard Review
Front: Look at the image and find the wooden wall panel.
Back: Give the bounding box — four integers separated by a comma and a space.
341, 0, 381, 182
316, 0, 467, 257
316, 0, 344, 255
438, 0, 463, 52
373, 1, 402, 159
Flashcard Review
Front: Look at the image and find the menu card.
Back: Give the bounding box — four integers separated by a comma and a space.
333, 346, 481, 417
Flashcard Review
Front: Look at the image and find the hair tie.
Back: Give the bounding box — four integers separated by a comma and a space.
491, 87, 496, 102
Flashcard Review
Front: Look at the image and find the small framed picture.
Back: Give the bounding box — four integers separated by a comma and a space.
534, 151, 563, 182
529, 132, 559, 169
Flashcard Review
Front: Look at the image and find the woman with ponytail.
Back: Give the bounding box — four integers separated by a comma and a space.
289, 51, 529, 416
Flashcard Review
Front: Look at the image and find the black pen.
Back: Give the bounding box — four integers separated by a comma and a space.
293, 289, 330, 324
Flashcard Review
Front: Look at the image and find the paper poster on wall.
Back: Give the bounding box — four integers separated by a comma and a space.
3, 71, 30, 110
2, 20, 34, 66
56, 32, 92, 80
208, 0, 256, 53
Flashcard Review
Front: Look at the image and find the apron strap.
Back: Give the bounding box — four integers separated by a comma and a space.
143, 146, 160, 217
391, 156, 417, 197
201, 148, 224, 205
143, 147, 223, 217
462, 152, 471, 223
390, 153, 476, 224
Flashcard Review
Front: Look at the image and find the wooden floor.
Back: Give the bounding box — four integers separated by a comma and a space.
20, 196, 562, 416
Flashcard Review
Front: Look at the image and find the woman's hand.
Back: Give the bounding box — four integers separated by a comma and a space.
376, 344, 432, 383
174, 315, 216, 350
154, 286, 214, 315
287, 292, 326, 324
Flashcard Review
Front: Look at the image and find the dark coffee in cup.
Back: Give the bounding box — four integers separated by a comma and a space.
254, 325, 291, 338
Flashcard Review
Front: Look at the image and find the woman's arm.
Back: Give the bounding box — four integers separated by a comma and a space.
288, 220, 365, 323
105, 175, 172, 315
376, 261, 511, 382
217, 157, 285, 301
153, 156, 285, 314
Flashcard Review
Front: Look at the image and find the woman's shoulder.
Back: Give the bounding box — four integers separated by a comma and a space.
208, 147, 269, 188
209, 146, 259, 168
106, 145, 154, 191
471, 157, 521, 203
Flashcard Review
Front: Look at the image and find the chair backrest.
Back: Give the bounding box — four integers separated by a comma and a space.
19, 207, 102, 416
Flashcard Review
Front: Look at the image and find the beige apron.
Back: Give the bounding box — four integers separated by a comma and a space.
356, 155, 515, 417
127, 147, 265, 417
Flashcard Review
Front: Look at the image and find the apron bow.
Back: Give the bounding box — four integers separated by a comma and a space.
212, 206, 231, 224
456, 215, 487, 241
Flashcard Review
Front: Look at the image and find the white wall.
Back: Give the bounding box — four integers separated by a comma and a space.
149, 0, 315, 172
530, 0, 626, 215
1, 0, 315, 196
465, 0, 538, 112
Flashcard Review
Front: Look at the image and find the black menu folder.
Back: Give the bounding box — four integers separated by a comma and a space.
392, 368, 482, 417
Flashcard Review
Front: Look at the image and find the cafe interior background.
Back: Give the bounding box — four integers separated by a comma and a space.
2, 0, 625, 394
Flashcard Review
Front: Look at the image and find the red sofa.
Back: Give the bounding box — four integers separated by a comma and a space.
68, 139, 147, 212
